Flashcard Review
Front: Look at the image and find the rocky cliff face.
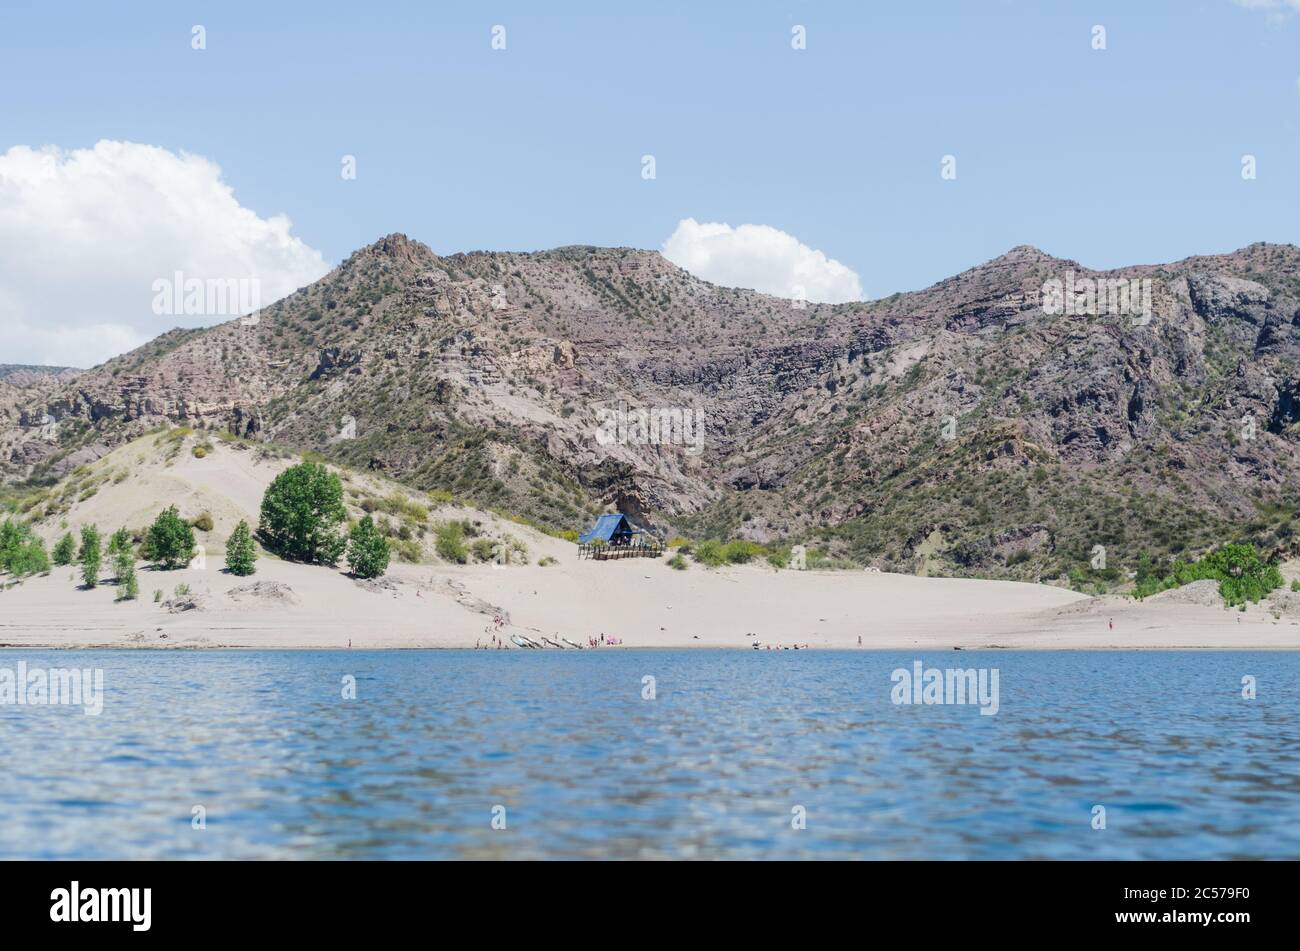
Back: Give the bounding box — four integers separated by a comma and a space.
5, 234, 1300, 579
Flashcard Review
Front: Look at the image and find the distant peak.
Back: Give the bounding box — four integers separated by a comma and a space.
349, 233, 438, 267
997, 245, 1057, 265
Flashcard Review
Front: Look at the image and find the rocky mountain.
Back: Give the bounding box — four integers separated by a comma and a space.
0, 364, 80, 387
5, 234, 1300, 582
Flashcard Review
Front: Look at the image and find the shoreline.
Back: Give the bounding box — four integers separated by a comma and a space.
3, 557, 1298, 652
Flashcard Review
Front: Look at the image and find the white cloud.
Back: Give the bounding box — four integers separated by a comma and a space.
662, 218, 862, 304
0, 140, 330, 368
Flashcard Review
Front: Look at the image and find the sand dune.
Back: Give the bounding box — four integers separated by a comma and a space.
3, 432, 1299, 650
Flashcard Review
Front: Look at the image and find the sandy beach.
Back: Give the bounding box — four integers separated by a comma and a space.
3, 433, 1299, 651
4, 548, 1300, 651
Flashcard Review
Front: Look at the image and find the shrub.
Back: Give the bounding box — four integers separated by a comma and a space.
1, 521, 36, 573
52, 532, 76, 566
192, 512, 214, 532
78, 524, 102, 587
667, 553, 688, 570
722, 540, 766, 564
392, 538, 422, 563
693, 539, 726, 567
470, 538, 497, 563
1133, 543, 1282, 606
765, 548, 790, 569
173, 583, 190, 597
434, 521, 469, 564
0, 521, 50, 578
538, 555, 558, 567
258, 462, 346, 565
347, 516, 391, 579
224, 519, 257, 576
145, 506, 197, 569
153, 589, 163, 603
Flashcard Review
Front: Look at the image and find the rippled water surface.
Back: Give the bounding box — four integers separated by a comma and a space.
2, 650, 1298, 859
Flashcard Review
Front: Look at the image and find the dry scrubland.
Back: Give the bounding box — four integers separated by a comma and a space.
2, 431, 1299, 650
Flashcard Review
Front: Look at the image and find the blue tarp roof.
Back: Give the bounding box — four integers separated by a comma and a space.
578, 513, 632, 544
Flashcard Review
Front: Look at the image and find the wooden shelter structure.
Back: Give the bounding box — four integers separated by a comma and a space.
576, 513, 663, 560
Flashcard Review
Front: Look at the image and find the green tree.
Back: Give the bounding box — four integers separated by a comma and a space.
107, 527, 132, 559
258, 462, 346, 564
224, 519, 258, 576
0, 521, 50, 577
78, 524, 102, 588
145, 506, 196, 569
52, 532, 76, 566
0, 519, 22, 566
110, 528, 138, 600
346, 516, 391, 579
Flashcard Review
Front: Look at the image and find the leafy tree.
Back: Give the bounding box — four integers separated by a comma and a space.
145, 506, 196, 569
1132, 543, 1282, 606
0, 519, 22, 564
346, 516, 391, 579
52, 532, 76, 566
258, 462, 346, 564
110, 528, 138, 600
224, 519, 258, 576
78, 524, 102, 588
0, 521, 50, 577
107, 527, 132, 559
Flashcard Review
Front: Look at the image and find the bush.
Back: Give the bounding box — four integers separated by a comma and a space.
434, 521, 469, 564
667, 553, 688, 570
192, 512, 214, 532
258, 462, 346, 565
78, 524, 102, 587
693, 539, 725, 567
347, 516, 391, 579
692, 538, 769, 567
224, 519, 257, 576
0, 521, 50, 577
1133, 543, 1283, 606
145, 506, 197, 569
470, 538, 497, 563
392, 538, 422, 563
52, 532, 76, 566
721, 540, 765, 564
538, 555, 558, 567
0, 517, 46, 576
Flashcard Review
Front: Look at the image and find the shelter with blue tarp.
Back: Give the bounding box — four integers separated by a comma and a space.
577, 513, 663, 560
578, 513, 635, 545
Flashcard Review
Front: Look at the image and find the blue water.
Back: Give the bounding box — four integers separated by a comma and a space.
1, 650, 1297, 860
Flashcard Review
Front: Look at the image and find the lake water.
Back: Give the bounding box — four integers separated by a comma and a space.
1, 650, 1297, 860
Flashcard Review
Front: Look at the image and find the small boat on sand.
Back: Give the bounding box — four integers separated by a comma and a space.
561, 637, 583, 650
511, 635, 539, 649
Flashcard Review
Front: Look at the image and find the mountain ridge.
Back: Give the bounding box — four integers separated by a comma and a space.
5, 234, 1300, 584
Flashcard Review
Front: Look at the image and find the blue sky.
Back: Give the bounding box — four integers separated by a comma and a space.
2, 1, 1299, 365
